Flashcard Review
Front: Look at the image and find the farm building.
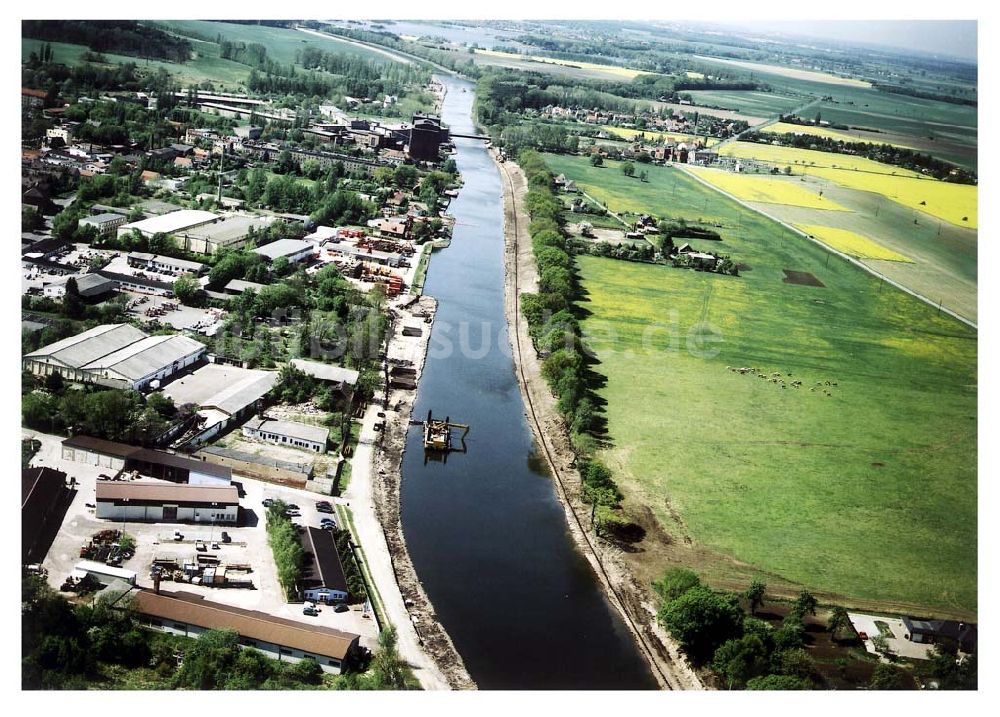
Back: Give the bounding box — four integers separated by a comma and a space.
61, 435, 233, 485
73, 560, 137, 587
117, 209, 219, 240
177, 214, 276, 255
300, 526, 349, 604
131, 589, 360, 673
22, 466, 70, 563
253, 238, 315, 265
242, 417, 329, 453
95, 481, 239, 524
160, 364, 279, 448
22, 324, 206, 391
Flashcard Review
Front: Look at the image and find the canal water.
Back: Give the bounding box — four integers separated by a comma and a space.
399, 74, 657, 690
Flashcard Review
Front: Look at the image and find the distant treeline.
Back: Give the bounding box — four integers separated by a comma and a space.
743, 131, 977, 184
22, 20, 192, 63
872, 82, 977, 107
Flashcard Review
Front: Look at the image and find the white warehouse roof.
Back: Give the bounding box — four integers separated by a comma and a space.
253, 238, 314, 261
120, 209, 219, 236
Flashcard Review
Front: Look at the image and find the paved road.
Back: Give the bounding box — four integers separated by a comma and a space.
342, 404, 451, 690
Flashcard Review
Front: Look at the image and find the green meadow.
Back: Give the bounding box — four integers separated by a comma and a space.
548, 153, 977, 616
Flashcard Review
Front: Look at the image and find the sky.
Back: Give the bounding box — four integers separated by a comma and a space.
710, 20, 977, 62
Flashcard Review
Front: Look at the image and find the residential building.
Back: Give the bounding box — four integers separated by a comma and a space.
242, 417, 329, 453
132, 589, 360, 673
300, 526, 349, 604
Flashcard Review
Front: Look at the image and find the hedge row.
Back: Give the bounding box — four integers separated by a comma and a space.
517, 149, 630, 537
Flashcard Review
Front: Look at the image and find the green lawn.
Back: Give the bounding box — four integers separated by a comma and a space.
553, 155, 977, 616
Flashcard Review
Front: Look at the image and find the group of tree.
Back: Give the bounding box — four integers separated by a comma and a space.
22, 378, 180, 445
515, 150, 640, 541
655, 570, 823, 689
266, 500, 305, 599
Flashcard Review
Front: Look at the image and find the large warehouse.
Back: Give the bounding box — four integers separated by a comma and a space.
61, 436, 232, 485
132, 589, 360, 674
23, 324, 206, 391
22, 467, 69, 563
95, 481, 239, 524
117, 209, 219, 240
160, 363, 279, 448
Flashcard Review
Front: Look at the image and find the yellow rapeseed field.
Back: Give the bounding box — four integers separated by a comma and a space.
764, 122, 914, 149
796, 224, 913, 263
603, 125, 718, 147
474, 49, 648, 78
807, 169, 978, 229
686, 167, 851, 211
719, 142, 925, 177
718, 142, 977, 228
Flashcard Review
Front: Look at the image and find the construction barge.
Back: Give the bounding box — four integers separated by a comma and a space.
418, 409, 469, 452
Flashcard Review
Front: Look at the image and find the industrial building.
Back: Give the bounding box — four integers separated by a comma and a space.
61, 435, 233, 485
300, 526, 349, 604
132, 589, 360, 673
127, 252, 206, 276
95, 481, 239, 524
242, 417, 329, 453
22, 467, 70, 563
177, 214, 276, 255
117, 209, 219, 240
79, 212, 129, 237
160, 363, 279, 447
41, 272, 118, 301
23, 324, 207, 391
223, 279, 268, 295
253, 238, 316, 265
289, 359, 358, 404
407, 114, 447, 161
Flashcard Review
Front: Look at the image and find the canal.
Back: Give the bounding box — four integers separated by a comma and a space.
399, 73, 658, 690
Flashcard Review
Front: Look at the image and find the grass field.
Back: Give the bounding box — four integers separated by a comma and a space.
602, 125, 718, 147
564, 162, 977, 616
795, 225, 913, 263
22, 37, 252, 88
686, 168, 851, 212
685, 90, 804, 118
693, 55, 872, 88
155, 20, 394, 65
473, 48, 649, 79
